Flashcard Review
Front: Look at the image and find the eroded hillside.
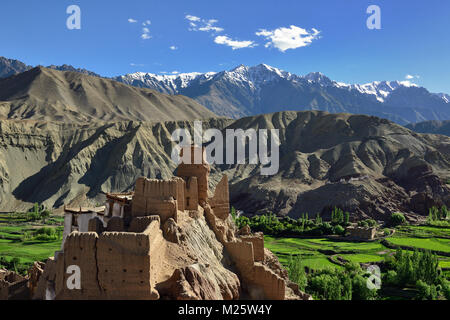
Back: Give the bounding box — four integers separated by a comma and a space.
0, 111, 449, 221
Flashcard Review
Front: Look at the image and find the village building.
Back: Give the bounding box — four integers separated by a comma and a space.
346, 226, 377, 241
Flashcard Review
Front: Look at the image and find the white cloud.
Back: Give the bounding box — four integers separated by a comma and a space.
185, 15, 201, 22
256, 25, 321, 52
214, 35, 257, 50
129, 18, 152, 40
170, 46, 178, 50
130, 63, 145, 67
185, 15, 224, 33
141, 27, 151, 40
406, 74, 420, 80
160, 71, 180, 75
199, 25, 224, 33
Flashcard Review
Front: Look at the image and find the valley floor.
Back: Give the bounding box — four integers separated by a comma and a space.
1, 210, 449, 300
0, 213, 63, 274
265, 225, 450, 299
265, 225, 450, 271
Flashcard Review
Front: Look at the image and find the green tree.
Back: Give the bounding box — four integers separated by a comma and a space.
40, 209, 51, 223
390, 212, 406, 226
287, 255, 307, 291
344, 211, 350, 225
333, 225, 345, 235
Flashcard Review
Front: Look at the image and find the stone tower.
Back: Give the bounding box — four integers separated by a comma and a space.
176, 146, 210, 204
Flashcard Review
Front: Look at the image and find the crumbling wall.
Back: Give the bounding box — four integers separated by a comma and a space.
0, 270, 29, 300
143, 220, 166, 288
247, 264, 286, 300
28, 261, 45, 299
33, 256, 57, 300
49, 217, 161, 300
225, 240, 254, 268
203, 176, 286, 300
224, 239, 286, 300
210, 175, 230, 220
56, 232, 101, 300
132, 177, 183, 223
184, 176, 199, 210
106, 216, 125, 232
129, 216, 160, 233
96, 232, 158, 300
239, 233, 265, 262
145, 199, 178, 224
177, 147, 210, 203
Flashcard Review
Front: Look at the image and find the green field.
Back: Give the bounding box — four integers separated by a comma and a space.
0, 213, 63, 272
265, 225, 450, 271
0, 239, 61, 264
388, 237, 450, 253
264, 236, 391, 270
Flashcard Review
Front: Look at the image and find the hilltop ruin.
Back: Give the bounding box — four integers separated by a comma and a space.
30, 146, 309, 300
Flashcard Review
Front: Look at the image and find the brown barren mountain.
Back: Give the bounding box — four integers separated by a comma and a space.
0, 111, 449, 222
0, 67, 216, 123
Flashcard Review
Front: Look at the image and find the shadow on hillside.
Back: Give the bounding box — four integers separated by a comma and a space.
12, 124, 115, 205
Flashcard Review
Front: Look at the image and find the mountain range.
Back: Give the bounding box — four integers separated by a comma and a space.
0, 67, 216, 123
0, 57, 449, 221
406, 120, 450, 136
1, 56, 450, 125
0, 56, 100, 79
114, 64, 450, 124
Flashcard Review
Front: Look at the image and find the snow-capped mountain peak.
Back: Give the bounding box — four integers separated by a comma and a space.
435, 93, 450, 103
334, 80, 419, 102
115, 71, 216, 94
221, 64, 291, 90
114, 63, 448, 106
303, 72, 333, 86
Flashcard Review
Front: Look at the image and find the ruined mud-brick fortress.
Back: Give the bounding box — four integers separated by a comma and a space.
29, 146, 305, 300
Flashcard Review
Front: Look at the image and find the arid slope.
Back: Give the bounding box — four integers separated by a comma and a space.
1, 111, 449, 221
0, 67, 217, 123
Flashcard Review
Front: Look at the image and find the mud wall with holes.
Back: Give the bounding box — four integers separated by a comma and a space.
54, 218, 160, 300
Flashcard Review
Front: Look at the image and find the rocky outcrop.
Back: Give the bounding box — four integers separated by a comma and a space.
157, 264, 240, 300
163, 218, 183, 243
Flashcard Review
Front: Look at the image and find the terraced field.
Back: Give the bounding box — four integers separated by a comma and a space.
265, 225, 450, 272
264, 236, 391, 270
387, 237, 450, 253
0, 213, 63, 270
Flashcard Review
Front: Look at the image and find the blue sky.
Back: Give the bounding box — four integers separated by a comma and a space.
1, 0, 450, 93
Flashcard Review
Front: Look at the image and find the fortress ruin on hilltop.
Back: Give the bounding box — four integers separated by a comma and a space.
29, 146, 308, 300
